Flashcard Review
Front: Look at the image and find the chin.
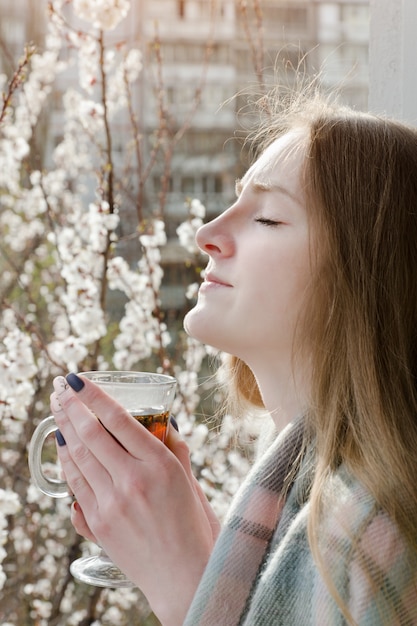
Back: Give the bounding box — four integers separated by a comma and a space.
183, 308, 225, 351
183, 309, 208, 342
183, 311, 194, 336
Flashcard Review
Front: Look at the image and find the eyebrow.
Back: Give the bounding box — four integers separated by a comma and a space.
235, 177, 301, 205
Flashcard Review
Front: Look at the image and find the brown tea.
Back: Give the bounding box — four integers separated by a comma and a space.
130, 407, 170, 442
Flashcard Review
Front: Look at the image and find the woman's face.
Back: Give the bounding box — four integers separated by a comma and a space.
184, 131, 313, 372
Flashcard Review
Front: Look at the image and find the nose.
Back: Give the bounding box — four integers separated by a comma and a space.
195, 213, 235, 257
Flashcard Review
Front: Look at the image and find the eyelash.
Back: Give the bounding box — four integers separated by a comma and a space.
255, 217, 280, 227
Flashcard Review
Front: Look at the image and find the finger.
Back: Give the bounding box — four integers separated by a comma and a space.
63, 373, 168, 461
190, 476, 221, 541
166, 426, 221, 539
53, 376, 138, 478
51, 384, 115, 503
50, 393, 101, 502
71, 501, 97, 544
166, 426, 194, 482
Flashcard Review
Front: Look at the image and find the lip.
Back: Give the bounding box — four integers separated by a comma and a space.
201, 272, 232, 288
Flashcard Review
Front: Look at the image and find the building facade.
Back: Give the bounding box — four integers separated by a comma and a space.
0, 0, 370, 215
0, 0, 370, 307
129, 0, 370, 225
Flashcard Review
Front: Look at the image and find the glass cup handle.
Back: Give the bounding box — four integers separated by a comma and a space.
28, 415, 70, 498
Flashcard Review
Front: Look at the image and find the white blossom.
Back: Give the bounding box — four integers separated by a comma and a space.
47, 336, 89, 371
74, 0, 130, 31
177, 216, 204, 254
0, 320, 37, 420
190, 197, 206, 219
0, 1, 259, 621
0, 489, 20, 590
186, 281, 199, 300
0, 489, 20, 516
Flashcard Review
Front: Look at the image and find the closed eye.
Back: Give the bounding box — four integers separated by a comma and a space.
255, 217, 281, 226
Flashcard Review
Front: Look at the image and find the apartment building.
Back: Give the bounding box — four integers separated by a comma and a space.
130, 0, 369, 225
0, 0, 369, 212
0, 0, 369, 307
314, 0, 369, 108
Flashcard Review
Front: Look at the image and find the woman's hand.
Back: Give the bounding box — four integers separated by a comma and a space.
51, 374, 220, 626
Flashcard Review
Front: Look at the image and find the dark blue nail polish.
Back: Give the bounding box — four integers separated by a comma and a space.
66, 373, 85, 392
170, 416, 179, 432
55, 429, 66, 446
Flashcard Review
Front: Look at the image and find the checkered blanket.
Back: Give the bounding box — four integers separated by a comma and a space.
184, 417, 417, 625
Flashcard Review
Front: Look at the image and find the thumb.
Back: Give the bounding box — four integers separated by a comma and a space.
166, 419, 221, 540
71, 501, 97, 544
165, 419, 194, 483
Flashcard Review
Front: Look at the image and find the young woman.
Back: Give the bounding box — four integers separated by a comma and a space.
51, 93, 417, 625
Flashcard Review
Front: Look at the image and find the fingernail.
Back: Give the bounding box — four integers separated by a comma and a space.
51, 394, 62, 413
54, 376, 68, 394
170, 416, 179, 432
66, 373, 85, 392
55, 429, 66, 446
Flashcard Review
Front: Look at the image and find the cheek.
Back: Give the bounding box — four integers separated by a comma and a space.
260, 251, 313, 316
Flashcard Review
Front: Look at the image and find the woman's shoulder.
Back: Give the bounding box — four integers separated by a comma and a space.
316, 464, 417, 623
311, 463, 413, 564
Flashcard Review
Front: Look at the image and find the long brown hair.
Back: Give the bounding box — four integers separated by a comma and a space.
224, 92, 417, 621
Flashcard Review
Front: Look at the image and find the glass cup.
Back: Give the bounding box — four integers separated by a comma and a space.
28, 370, 177, 587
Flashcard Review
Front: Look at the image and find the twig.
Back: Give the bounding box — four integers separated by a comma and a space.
0, 44, 35, 126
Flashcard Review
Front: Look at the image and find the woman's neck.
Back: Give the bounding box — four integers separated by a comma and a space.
252, 361, 310, 433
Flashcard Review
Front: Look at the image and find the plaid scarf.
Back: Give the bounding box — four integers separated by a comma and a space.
184, 417, 417, 625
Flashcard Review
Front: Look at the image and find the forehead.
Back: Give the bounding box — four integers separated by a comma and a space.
241, 130, 307, 188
